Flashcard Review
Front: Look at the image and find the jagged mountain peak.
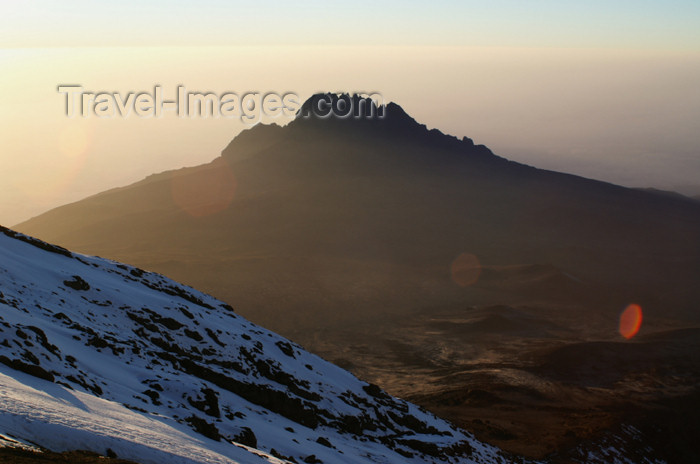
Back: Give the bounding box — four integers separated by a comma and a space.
293, 93, 418, 132
221, 92, 494, 162
291, 92, 465, 143
0, 225, 524, 464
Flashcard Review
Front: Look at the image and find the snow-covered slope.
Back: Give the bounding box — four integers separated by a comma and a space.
0, 226, 522, 464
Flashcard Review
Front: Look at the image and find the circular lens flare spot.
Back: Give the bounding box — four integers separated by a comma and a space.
171, 162, 237, 218
619, 304, 643, 339
19, 123, 92, 202
58, 124, 89, 159
451, 253, 481, 287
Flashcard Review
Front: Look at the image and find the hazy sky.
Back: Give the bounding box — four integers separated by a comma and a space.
1, 2, 699, 225
3, 1, 700, 49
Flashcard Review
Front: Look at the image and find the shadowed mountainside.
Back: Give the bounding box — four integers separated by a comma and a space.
17, 94, 700, 332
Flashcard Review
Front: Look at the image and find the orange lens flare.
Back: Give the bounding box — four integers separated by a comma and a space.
58, 124, 90, 159
619, 303, 643, 339
450, 253, 481, 287
171, 161, 237, 218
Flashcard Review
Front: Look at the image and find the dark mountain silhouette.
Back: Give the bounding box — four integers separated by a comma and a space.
17, 93, 700, 328
16, 93, 700, 460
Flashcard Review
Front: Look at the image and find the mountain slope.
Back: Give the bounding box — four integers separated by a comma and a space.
0, 226, 516, 464
16, 94, 700, 334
